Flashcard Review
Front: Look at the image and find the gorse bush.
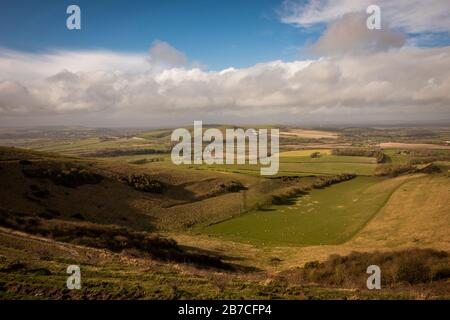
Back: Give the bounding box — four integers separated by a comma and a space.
117, 174, 165, 193
374, 164, 417, 177
295, 249, 450, 288
375, 163, 441, 176
311, 173, 355, 189
220, 180, 246, 193
129, 158, 164, 165
23, 166, 103, 188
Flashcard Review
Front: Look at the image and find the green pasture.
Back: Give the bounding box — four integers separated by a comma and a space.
203, 176, 406, 246
173, 153, 378, 176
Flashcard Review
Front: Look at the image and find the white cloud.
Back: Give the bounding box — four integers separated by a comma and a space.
306, 12, 406, 55
0, 44, 449, 125
281, 0, 450, 33
0, 48, 150, 81
147, 39, 188, 68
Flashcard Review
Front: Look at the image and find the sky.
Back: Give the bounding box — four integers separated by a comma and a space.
0, 0, 310, 70
0, 0, 450, 127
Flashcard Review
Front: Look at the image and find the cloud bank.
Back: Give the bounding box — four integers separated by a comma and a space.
306, 12, 406, 55
147, 40, 189, 68
281, 0, 450, 33
1, 44, 449, 126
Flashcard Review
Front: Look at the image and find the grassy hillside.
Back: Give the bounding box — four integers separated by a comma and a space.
1, 125, 449, 300
350, 174, 450, 248
0, 146, 340, 231
3, 229, 447, 300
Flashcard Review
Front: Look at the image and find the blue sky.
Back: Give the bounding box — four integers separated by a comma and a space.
1, 0, 449, 69
0, 0, 449, 126
0, 0, 320, 70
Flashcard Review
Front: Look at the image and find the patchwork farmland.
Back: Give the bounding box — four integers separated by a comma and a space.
0, 125, 449, 299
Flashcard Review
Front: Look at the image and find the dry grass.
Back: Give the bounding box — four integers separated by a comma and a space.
350, 175, 450, 248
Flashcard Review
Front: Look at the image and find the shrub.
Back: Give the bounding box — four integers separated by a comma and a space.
374, 164, 417, 177
431, 264, 450, 281
19, 159, 32, 165
70, 213, 85, 220
304, 260, 322, 269
129, 158, 164, 165
419, 163, 442, 174
312, 174, 355, 189
288, 249, 450, 288
82, 148, 169, 157
220, 180, 246, 193
38, 212, 54, 220
23, 166, 103, 188
397, 259, 431, 284
117, 174, 165, 193
331, 148, 389, 163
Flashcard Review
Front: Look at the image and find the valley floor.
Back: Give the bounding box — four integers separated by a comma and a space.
170, 174, 450, 271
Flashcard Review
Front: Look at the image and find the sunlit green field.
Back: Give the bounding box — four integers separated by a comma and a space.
103, 152, 378, 176
203, 176, 409, 246
175, 154, 377, 176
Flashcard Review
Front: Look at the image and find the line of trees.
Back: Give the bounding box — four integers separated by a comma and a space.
331, 148, 389, 163
82, 148, 170, 157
